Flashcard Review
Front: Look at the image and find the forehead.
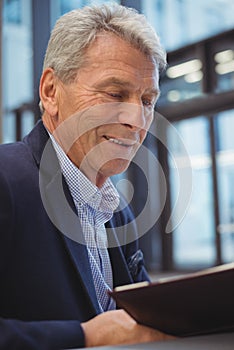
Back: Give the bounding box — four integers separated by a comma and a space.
82, 32, 158, 81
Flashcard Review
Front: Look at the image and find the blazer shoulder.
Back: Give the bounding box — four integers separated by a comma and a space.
0, 120, 48, 174
0, 141, 35, 173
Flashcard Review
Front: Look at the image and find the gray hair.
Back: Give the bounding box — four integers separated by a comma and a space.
40, 2, 167, 111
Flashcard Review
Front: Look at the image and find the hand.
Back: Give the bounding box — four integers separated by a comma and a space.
81, 309, 174, 347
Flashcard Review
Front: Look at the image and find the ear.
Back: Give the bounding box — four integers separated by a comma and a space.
39, 68, 59, 117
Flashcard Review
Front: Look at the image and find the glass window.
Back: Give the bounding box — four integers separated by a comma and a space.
216, 109, 234, 263
2, 0, 33, 142
142, 0, 234, 51
159, 55, 204, 107
168, 117, 216, 268
3, 0, 21, 24
214, 46, 234, 93
51, 0, 120, 26
60, 0, 120, 14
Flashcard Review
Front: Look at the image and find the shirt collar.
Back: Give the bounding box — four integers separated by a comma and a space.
49, 133, 120, 215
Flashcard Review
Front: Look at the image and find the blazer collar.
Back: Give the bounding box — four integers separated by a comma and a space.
23, 119, 50, 166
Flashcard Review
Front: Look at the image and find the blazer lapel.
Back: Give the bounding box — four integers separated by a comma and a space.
62, 234, 101, 315
107, 221, 134, 288
26, 121, 101, 315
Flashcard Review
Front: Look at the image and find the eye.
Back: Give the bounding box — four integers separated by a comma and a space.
142, 99, 154, 108
108, 92, 123, 99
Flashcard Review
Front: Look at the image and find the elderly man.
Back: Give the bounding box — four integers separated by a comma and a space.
0, 3, 169, 349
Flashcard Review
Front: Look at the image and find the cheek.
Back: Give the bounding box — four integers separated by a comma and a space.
139, 130, 147, 143
79, 129, 99, 150
145, 112, 154, 129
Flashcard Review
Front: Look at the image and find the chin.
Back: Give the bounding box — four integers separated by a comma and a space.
100, 159, 130, 177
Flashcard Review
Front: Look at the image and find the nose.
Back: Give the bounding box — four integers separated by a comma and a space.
117, 102, 149, 132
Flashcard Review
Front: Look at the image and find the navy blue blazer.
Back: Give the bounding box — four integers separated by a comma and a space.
0, 121, 149, 349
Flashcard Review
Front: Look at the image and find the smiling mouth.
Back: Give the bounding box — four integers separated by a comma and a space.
104, 136, 137, 147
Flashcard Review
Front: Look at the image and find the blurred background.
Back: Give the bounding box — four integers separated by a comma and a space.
0, 0, 234, 274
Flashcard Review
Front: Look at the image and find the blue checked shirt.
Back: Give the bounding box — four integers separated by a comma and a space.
50, 134, 120, 312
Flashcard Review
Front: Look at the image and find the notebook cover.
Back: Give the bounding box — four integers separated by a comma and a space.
109, 263, 234, 337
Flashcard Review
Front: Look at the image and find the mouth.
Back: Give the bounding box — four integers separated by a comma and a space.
104, 135, 138, 147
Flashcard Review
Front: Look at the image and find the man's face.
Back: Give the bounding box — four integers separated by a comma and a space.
51, 33, 159, 187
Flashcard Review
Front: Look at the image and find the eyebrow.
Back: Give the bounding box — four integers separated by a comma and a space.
94, 77, 160, 96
